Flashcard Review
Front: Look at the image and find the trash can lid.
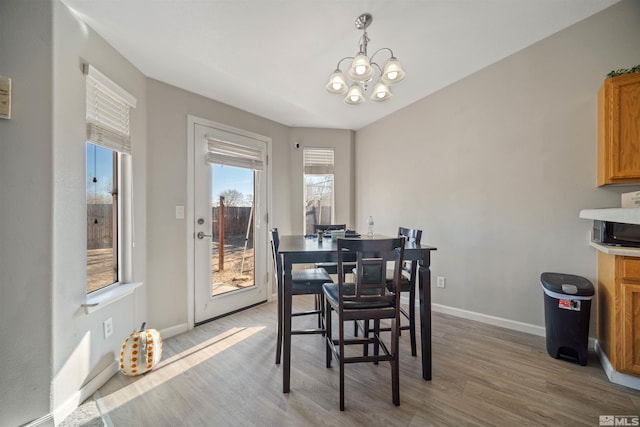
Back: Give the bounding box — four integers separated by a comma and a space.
540, 272, 594, 297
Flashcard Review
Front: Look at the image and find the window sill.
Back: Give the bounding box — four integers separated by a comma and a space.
82, 282, 143, 314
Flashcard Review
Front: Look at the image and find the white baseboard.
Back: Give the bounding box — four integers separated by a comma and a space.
158, 322, 189, 339
430, 302, 547, 337
23, 414, 54, 427
595, 340, 640, 391
429, 303, 603, 349
52, 360, 119, 426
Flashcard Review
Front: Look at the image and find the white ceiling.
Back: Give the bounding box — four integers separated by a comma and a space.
61, 0, 620, 130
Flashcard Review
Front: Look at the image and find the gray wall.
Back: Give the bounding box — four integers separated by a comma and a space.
1, 1, 148, 425
145, 80, 355, 330
146, 79, 291, 331
355, 0, 640, 328
0, 1, 54, 425
51, 0, 148, 417
289, 128, 355, 232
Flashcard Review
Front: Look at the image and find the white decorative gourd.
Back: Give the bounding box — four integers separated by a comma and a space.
119, 322, 163, 376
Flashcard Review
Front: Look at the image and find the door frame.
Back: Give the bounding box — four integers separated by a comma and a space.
187, 115, 272, 329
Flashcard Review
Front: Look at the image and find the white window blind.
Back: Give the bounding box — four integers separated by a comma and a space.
206, 138, 264, 171
304, 148, 334, 174
85, 64, 137, 154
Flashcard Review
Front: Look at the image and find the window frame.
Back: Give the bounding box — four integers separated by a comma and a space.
303, 147, 335, 234
84, 64, 136, 295
86, 143, 130, 294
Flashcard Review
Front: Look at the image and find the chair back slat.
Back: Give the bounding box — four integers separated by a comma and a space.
398, 226, 422, 244
270, 228, 282, 287
398, 227, 422, 278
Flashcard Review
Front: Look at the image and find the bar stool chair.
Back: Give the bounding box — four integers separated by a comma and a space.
355, 227, 422, 357
313, 224, 347, 276
271, 228, 332, 365
323, 237, 405, 410
387, 227, 422, 356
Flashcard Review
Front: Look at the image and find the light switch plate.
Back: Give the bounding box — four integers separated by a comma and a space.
176, 205, 185, 219
0, 75, 11, 120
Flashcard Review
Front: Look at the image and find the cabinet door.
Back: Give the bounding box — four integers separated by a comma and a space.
621, 281, 640, 376
598, 73, 640, 185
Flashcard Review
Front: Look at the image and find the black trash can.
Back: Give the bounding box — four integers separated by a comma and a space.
540, 272, 594, 366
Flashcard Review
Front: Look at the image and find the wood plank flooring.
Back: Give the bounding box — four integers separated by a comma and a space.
96, 296, 640, 426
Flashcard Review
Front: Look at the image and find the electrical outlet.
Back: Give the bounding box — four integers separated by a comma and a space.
103, 317, 113, 339
437, 276, 446, 288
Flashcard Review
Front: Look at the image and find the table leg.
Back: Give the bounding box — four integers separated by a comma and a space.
275, 258, 283, 365
283, 255, 293, 393
418, 252, 432, 380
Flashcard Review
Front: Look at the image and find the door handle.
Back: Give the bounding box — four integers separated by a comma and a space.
197, 231, 212, 239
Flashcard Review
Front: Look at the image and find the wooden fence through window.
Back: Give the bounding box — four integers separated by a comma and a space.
87, 204, 113, 249
86, 203, 253, 250
212, 206, 253, 238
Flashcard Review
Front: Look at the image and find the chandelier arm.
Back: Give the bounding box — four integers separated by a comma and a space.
335, 56, 355, 70
370, 62, 383, 76
369, 47, 394, 63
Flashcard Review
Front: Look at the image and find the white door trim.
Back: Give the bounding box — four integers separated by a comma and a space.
187, 114, 272, 329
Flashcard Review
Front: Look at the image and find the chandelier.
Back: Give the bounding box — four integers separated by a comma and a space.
325, 13, 405, 105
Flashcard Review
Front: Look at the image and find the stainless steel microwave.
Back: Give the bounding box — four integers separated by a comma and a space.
593, 220, 640, 248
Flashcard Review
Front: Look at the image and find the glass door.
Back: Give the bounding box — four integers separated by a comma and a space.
193, 122, 268, 323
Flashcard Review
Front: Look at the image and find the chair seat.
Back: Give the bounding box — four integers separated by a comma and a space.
385, 269, 412, 292
323, 283, 394, 309
314, 262, 339, 275
292, 268, 332, 294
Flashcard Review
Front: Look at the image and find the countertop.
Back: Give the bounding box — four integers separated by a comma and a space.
580, 208, 640, 256
587, 239, 640, 257
579, 207, 640, 225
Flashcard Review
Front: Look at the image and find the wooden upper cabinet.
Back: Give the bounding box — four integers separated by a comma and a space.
598, 73, 640, 186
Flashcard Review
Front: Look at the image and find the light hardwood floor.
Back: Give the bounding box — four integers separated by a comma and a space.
96, 296, 640, 426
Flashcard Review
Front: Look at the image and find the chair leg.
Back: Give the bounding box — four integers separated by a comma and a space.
325, 302, 332, 368
373, 319, 380, 364
363, 319, 369, 356
409, 288, 417, 357
339, 316, 345, 411
391, 318, 400, 406
275, 280, 283, 365
320, 295, 326, 336
315, 295, 322, 330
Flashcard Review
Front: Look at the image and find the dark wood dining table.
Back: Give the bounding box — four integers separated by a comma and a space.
277, 234, 437, 393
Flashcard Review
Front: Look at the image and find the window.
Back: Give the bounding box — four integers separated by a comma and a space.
303, 148, 335, 234
85, 65, 136, 293
86, 144, 118, 292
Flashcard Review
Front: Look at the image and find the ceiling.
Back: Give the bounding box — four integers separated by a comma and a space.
61, 0, 620, 130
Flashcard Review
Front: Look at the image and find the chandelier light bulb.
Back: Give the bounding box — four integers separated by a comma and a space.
344, 83, 365, 105
371, 82, 392, 102
380, 58, 405, 85
348, 54, 373, 82
325, 70, 348, 94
